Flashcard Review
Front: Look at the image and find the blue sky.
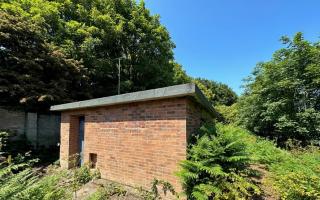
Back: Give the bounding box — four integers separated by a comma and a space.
144, 0, 320, 94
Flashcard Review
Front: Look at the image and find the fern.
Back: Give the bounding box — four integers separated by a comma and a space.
12, 170, 71, 200
0, 168, 39, 200
177, 123, 260, 199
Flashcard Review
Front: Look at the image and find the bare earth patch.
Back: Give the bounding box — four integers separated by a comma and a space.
75, 179, 143, 200
250, 164, 279, 200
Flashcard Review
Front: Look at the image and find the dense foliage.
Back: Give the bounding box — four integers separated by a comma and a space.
0, 162, 100, 200
0, 0, 238, 111
177, 123, 259, 200
2, 0, 317, 198
242, 126, 320, 200
0, 145, 100, 200
1, 0, 177, 99
0, 11, 89, 111
194, 78, 238, 106
215, 103, 240, 124
239, 33, 320, 144
178, 123, 320, 200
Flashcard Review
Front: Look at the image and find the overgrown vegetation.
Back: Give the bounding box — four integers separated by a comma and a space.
0, 0, 238, 112
177, 123, 260, 200
219, 125, 320, 200
239, 33, 320, 144
0, 11, 89, 111
194, 78, 238, 106
177, 123, 320, 200
1, 0, 319, 199
246, 135, 320, 199
0, 154, 100, 200
0, 132, 97, 199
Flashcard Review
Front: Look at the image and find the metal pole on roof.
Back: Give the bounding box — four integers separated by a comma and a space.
115, 55, 126, 95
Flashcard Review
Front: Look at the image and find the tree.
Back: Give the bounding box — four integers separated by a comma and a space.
193, 78, 238, 106
1, 0, 177, 97
215, 103, 240, 124
239, 33, 320, 143
0, 11, 89, 111
172, 62, 191, 85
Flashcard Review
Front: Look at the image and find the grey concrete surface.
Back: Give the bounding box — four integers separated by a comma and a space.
50, 83, 215, 115
0, 108, 60, 148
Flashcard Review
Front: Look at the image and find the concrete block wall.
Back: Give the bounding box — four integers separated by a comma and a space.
0, 107, 60, 148
37, 114, 60, 148
0, 108, 26, 136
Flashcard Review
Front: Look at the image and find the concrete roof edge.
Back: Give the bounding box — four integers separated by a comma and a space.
50, 83, 215, 115
50, 83, 195, 111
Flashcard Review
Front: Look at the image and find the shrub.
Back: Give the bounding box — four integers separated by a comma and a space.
246, 136, 290, 165
151, 179, 177, 199
74, 165, 93, 185
136, 179, 178, 200
177, 123, 260, 200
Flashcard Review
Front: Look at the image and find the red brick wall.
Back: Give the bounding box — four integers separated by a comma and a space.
60, 115, 80, 168
60, 98, 188, 190
59, 97, 212, 193
186, 98, 213, 141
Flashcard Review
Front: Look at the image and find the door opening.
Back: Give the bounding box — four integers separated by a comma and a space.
78, 116, 85, 166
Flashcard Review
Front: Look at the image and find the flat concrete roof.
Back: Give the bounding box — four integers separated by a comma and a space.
50, 83, 215, 114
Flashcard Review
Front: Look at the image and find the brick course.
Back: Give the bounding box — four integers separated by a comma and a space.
60, 97, 212, 192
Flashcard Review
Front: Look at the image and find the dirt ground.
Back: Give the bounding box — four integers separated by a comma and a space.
250, 164, 279, 200
75, 179, 144, 200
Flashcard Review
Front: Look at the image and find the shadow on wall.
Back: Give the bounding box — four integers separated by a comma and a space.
0, 107, 61, 149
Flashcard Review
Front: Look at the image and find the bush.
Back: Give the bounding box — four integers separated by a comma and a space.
177, 123, 260, 200
74, 165, 93, 185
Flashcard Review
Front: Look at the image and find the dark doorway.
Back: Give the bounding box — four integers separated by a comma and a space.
78, 116, 85, 166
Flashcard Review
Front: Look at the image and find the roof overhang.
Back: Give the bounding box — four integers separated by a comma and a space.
50, 83, 216, 115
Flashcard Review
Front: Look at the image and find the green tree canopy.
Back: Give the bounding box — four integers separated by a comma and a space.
1, 0, 177, 97
194, 78, 238, 106
0, 11, 89, 111
239, 33, 320, 143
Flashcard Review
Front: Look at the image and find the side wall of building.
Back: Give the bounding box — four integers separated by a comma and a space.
60, 98, 188, 190
186, 98, 214, 142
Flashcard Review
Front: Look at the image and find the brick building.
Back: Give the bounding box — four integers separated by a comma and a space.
51, 83, 215, 191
